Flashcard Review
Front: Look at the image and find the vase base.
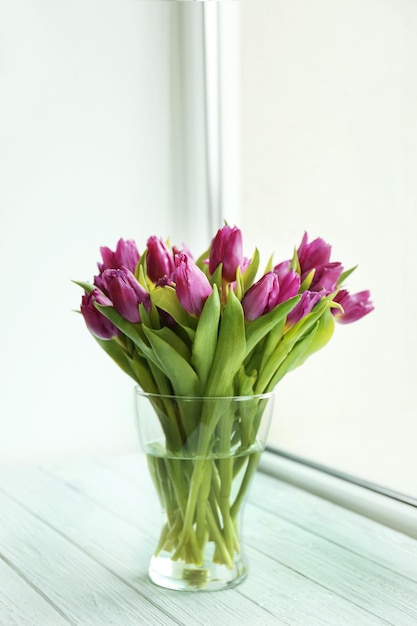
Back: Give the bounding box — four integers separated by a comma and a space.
148, 551, 248, 592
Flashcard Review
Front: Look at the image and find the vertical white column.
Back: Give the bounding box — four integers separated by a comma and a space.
168, 1, 240, 251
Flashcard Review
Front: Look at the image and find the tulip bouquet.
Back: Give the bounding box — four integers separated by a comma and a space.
75, 225, 373, 584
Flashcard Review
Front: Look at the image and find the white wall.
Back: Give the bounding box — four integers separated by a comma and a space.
0, 0, 239, 463
240, 0, 417, 495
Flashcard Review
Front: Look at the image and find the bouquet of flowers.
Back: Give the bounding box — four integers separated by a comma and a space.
75, 225, 373, 586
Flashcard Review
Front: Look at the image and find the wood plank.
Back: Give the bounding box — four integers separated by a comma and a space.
250, 471, 417, 581
43, 456, 417, 624
0, 489, 179, 626
0, 556, 70, 626
244, 505, 417, 626
241, 546, 390, 626
0, 467, 285, 626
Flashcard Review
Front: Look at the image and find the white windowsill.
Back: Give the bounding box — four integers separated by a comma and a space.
260, 450, 417, 540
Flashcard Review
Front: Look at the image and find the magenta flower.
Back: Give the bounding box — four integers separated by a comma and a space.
242, 272, 280, 321
102, 267, 150, 323
274, 263, 301, 303
146, 236, 175, 284
287, 290, 323, 325
80, 289, 119, 340
297, 232, 331, 274
174, 253, 212, 316
98, 238, 140, 274
95, 238, 140, 292
310, 262, 343, 294
209, 225, 243, 282
332, 289, 374, 324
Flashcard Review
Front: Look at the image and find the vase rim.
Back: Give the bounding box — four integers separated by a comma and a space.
134, 386, 275, 402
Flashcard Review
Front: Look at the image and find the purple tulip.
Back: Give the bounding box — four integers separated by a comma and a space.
146, 236, 175, 284
102, 267, 150, 323
209, 225, 243, 282
332, 289, 374, 324
174, 253, 212, 316
95, 238, 140, 292
297, 232, 332, 274
242, 272, 281, 321
80, 289, 119, 340
287, 290, 323, 325
173, 243, 194, 260
98, 238, 140, 274
310, 262, 343, 294
274, 264, 301, 303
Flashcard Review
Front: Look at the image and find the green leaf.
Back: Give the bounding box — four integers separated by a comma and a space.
138, 261, 154, 291
244, 295, 301, 358
254, 298, 330, 393
72, 280, 94, 294
94, 336, 138, 382
94, 303, 164, 372
281, 297, 330, 346
265, 324, 319, 390
150, 326, 191, 363
338, 264, 358, 286
300, 268, 315, 291
295, 307, 335, 365
142, 326, 201, 397
136, 248, 148, 282
131, 351, 158, 392
258, 317, 286, 372
150, 287, 197, 330
205, 289, 246, 396
234, 266, 244, 301
290, 246, 301, 274
209, 263, 223, 291
195, 246, 211, 273
263, 253, 274, 274
236, 366, 257, 396
191, 286, 221, 389
241, 248, 260, 293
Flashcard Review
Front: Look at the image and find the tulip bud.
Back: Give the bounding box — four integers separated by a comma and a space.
80, 289, 119, 340
297, 232, 331, 274
310, 262, 343, 294
332, 289, 374, 324
209, 225, 243, 282
174, 253, 212, 316
242, 272, 280, 321
102, 267, 150, 323
98, 238, 140, 274
274, 265, 301, 303
287, 290, 323, 325
146, 236, 175, 284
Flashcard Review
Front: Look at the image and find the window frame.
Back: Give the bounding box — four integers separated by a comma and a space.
259, 448, 417, 539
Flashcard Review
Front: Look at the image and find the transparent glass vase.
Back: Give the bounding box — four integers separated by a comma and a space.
134, 389, 275, 592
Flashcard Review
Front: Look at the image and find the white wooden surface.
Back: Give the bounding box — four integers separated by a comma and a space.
0, 453, 416, 625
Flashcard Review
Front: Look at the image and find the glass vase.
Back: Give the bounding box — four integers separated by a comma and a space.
134, 390, 275, 592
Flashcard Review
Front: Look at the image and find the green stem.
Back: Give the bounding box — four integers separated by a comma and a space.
230, 450, 262, 520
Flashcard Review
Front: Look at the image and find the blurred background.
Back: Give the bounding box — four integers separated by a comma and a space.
1, 0, 416, 498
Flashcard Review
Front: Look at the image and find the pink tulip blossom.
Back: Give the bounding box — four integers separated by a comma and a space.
274, 263, 301, 303
146, 236, 175, 284
209, 225, 243, 282
242, 272, 280, 321
297, 232, 331, 274
174, 253, 212, 316
332, 289, 374, 324
102, 267, 150, 324
287, 290, 323, 325
98, 238, 139, 274
80, 289, 119, 340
